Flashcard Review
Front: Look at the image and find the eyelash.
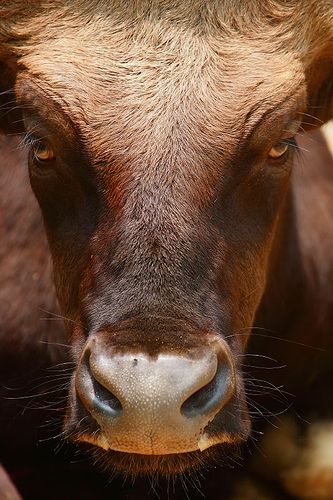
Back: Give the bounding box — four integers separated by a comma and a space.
22, 132, 45, 161
22, 131, 55, 164
282, 137, 297, 149
281, 137, 300, 161
22, 131, 42, 149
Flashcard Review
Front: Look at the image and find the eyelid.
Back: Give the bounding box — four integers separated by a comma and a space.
281, 137, 297, 146
281, 118, 302, 139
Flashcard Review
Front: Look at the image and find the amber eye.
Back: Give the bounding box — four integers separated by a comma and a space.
32, 139, 55, 162
268, 140, 291, 159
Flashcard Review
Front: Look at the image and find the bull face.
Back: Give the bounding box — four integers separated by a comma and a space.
1, 0, 332, 475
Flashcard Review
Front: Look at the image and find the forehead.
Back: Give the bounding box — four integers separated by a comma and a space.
17, 2, 305, 163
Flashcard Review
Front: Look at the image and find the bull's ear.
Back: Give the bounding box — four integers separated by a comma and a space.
0, 58, 24, 134
302, 4, 333, 129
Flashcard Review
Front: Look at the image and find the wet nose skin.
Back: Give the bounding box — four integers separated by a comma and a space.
76, 339, 235, 455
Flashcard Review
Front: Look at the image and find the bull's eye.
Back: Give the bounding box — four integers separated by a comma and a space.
32, 139, 55, 162
268, 140, 293, 159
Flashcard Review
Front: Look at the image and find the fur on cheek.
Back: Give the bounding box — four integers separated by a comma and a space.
252, 416, 333, 499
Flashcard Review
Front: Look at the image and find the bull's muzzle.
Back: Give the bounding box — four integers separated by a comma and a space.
75, 336, 236, 455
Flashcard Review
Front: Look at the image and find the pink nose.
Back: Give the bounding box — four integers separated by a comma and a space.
75, 338, 235, 455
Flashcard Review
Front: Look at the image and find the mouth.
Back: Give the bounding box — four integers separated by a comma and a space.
67, 406, 248, 476
66, 401, 246, 476
76, 440, 239, 476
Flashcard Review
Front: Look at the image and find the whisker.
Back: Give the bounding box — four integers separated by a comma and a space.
38, 307, 78, 326
297, 111, 324, 124
39, 340, 71, 349
227, 329, 325, 351
242, 363, 286, 370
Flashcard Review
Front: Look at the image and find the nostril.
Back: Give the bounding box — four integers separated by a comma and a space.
91, 375, 123, 418
181, 362, 231, 418
76, 347, 123, 418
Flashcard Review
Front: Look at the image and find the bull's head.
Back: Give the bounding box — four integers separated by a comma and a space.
0, 0, 332, 475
